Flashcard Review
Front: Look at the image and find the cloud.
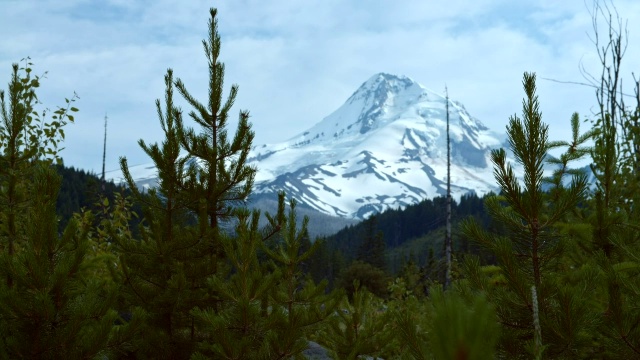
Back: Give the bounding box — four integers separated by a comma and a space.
1, 0, 639, 174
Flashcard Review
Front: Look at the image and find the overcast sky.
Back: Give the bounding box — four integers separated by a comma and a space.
1, 0, 640, 175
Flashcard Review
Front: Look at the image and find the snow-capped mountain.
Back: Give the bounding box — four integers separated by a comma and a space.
248, 73, 505, 219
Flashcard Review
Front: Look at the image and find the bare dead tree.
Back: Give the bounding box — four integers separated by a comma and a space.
101, 114, 107, 181
583, 0, 628, 128
444, 86, 452, 291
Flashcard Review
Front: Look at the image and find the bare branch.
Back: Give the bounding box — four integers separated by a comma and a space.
539, 77, 636, 99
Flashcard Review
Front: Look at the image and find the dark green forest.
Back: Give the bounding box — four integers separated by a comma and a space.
2, 4, 640, 359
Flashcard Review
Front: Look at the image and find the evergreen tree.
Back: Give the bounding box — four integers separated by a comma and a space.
356, 215, 386, 271
395, 258, 427, 298
263, 199, 341, 358
328, 249, 346, 291
315, 283, 394, 360
173, 7, 256, 274
338, 261, 390, 299
191, 196, 339, 360
189, 207, 278, 360
117, 69, 213, 359
393, 287, 499, 360
0, 60, 133, 359
576, 3, 640, 355
461, 73, 596, 358
425, 247, 437, 284
115, 8, 276, 358
305, 237, 331, 285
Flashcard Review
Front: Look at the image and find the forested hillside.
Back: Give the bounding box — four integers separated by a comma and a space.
55, 165, 143, 230
322, 193, 490, 257
306, 193, 494, 289
1, 3, 640, 359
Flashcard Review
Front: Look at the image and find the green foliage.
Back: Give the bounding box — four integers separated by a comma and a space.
321, 193, 490, 277
584, 81, 640, 357
261, 198, 341, 359
0, 166, 136, 359
392, 258, 428, 299
0, 61, 133, 359
174, 7, 256, 229
357, 215, 387, 271
461, 73, 596, 358
190, 207, 278, 360
116, 8, 332, 359
55, 164, 142, 232
5, 3, 640, 359
429, 288, 499, 360
394, 287, 499, 360
116, 69, 212, 359
192, 196, 340, 360
577, 4, 640, 356
0, 59, 78, 166
315, 283, 394, 360
338, 261, 390, 299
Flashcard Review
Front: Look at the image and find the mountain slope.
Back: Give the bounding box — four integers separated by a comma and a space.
249, 73, 505, 219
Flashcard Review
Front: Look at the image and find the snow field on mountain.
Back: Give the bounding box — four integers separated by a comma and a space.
247, 73, 509, 218
110, 73, 510, 219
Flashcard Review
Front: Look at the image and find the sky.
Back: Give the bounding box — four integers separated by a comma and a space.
1, 0, 640, 175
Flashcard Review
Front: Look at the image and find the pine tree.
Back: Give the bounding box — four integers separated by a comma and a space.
356, 215, 386, 271
191, 196, 340, 360
0, 60, 133, 359
262, 199, 340, 359
305, 237, 332, 285
461, 73, 596, 358
395, 258, 427, 298
117, 69, 213, 359
115, 8, 271, 358
189, 207, 278, 360
315, 283, 394, 360
394, 287, 499, 360
173, 7, 256, 274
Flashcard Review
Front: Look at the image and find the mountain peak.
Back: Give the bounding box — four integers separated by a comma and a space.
363, 72, 415, 89
111, 72, 506, 220
347, 73, 420, 107
312, 73, 426, 137
247, 72, 505, 218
